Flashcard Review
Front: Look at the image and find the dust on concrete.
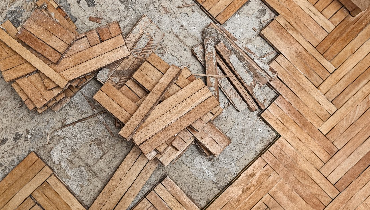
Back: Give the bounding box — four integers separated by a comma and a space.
0, 0, 277, 208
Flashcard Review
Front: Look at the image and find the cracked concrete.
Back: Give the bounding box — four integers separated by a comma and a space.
0, 0, 278, 208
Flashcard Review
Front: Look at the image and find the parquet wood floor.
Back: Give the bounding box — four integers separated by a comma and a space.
207, 0, 370, 209
2, 0, 370, 209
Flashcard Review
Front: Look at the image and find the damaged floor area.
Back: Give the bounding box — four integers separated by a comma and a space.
0, 0, 277, 208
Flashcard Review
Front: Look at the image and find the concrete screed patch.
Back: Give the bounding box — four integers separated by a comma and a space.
0, 0, 277, 208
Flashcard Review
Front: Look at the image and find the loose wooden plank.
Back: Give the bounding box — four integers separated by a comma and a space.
61, 46, 130, 81
97, 26, 112, 42
0, 54, 27, 72
1, 20, 18, 38
204, 37, 219, 99
133, 87, 212, 145
64, 37, 91, 58
119, 65, 181, 140
29, 9, 75, 44
2, 63, 37, 82
17, 28, 62, 63
86, 30, 101, 47
54, 35, 126, 72
139, 97, 219, 156
101, 82, 138, 115
114, 159, 158, 210
0, 29, 68, 87
161, 177, 199, 210
16, 77, 47, 108
90, 147, 142, 210
23, 19, 69, 53
139, 79, 205, 129
93, 90, 131, 123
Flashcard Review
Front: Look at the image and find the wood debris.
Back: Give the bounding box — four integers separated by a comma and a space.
192, 23, 272, 112
94, 53, 230, 165
0, 0, 130, 113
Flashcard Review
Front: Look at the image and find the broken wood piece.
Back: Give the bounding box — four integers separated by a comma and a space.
119, 65, 181, 140
216, 41, 265, 109
89, 16, 103, 24
139, 96, 219, 157
216, 53, 258, 111
133, 86, 213, 145
204, 37, 219, 100
190, 121, 230, 156
192, 43, 247, 111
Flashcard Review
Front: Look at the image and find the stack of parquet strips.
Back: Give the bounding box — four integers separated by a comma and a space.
94, 53, 230, 166
133, 176, 199, 210
0, 0, 130, 113
194, 0, 250, 24
192, 23, 271, 112
0, 152, 85, 210
338, 0, 369, 16
207, 0, 370, 209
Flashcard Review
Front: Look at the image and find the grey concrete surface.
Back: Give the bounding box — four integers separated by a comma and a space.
0, 0, 278, 208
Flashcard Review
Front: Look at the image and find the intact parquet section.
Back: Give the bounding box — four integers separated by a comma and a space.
0, 152, 85, 210
208, 0, 370, 209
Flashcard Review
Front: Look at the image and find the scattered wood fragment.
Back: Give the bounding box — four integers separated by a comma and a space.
89, 16, 103, 24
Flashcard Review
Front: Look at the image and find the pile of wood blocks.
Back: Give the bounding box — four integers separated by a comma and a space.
192, 23, 272, 112
94, 53, 231, 166
0, 0, 130, 113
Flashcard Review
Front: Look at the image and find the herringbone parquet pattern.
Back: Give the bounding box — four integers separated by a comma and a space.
207, 0, 370, 209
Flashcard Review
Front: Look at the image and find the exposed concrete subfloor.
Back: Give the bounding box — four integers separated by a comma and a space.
0, 0, 277, 208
